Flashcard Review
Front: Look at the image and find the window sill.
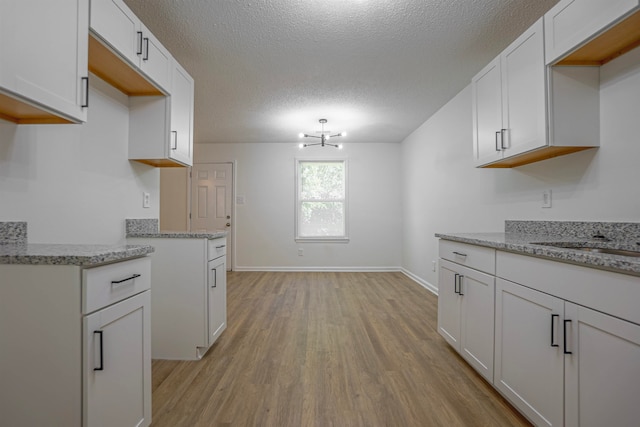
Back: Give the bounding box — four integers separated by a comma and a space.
295, 237, 350, 243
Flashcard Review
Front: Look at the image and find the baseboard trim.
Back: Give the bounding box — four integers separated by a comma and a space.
232, 266, 402, 272
401, 268, 438, 296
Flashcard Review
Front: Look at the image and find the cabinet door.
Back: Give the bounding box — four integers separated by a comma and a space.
84, 291, 151, 427
495, 278, 564, 427
437, 259, 462, 350
0, 0, 88, 122
459, 265, 495, 383
169, 61, 194, 166
564, 303, 640, 427
208, 257, 227, 346
90, 0, 141, 66
472, 56, 504, 166
501, 18, 547, 158
138, 22, 172, 92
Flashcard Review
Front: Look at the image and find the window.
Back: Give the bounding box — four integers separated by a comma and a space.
295, 160, 348, 242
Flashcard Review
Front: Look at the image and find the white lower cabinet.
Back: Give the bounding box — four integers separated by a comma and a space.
208, 253, 227, 347
494, 250, 640, 427
127, 236, 227, 360
0, 257, 151, 427
564, 303, 640, 427
495, 278, 564, 427
438, 242, 495, 383
439, 240, 640, 426
84, 291, 151, 427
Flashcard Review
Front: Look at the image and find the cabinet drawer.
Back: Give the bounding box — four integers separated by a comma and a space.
83, 256, 151, 314
208, 237, 227, 260
439, 240, 495, 274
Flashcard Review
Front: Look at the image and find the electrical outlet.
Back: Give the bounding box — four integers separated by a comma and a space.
143, 192, 151, 208
542, 189, 552, 208
298, 248, 304, 256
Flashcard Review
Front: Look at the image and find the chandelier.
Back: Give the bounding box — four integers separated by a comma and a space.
298, 119, 346, 149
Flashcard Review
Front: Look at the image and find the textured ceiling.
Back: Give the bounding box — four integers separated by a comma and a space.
124, 0, 559, 144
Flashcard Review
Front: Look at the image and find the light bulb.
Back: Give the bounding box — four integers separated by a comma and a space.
338, 144, 343, 150
298, 133, 305, 138
325, 135, 331, 140
298, 143, 305, 149
341, 131, 347, 137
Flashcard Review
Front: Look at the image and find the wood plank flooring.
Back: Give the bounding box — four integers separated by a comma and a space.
151, 271, 531, 426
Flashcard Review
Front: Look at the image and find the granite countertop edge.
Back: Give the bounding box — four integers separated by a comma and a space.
436, 232, 640, 276
127, 231, 228, 239
0, 244, 155, 266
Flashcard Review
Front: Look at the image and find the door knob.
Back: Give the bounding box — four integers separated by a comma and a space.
226, 223, 231, 227
226, 215, 230, 219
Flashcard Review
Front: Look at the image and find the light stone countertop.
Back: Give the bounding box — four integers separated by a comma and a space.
435, 231, 640, 276
126, 231, 227, 239
0, 243, 154, 266
125, 218, 227, 239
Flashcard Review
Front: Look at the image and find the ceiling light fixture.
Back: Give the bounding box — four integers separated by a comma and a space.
298, 119, 346, 149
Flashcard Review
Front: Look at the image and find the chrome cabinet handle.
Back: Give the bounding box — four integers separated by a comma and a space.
457, 275, 464, 296
452, 251, 467, 257
495, 131, 502, 151
211, 267, 217, 288
216, 245, 226, 249
454, 273, 459, 294
500, 128, 507, 150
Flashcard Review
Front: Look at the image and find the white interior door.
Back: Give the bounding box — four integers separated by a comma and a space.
191, 162, 233, 270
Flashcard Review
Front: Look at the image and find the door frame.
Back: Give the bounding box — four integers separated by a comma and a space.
189, 161, 236, 271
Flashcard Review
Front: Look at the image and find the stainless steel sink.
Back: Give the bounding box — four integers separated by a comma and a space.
532, 242, 640, 258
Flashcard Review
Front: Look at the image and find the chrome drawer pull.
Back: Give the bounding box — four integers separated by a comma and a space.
216, 245, 226, 249
111, 273, 141, 285
452, 251, 467, 257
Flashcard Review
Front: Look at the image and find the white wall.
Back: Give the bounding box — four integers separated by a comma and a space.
195, 142, 402, 270
0, 76, 159, 244
401, 47, 640, 291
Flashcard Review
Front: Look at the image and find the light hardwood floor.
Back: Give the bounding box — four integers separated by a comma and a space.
151, 271, 530, 426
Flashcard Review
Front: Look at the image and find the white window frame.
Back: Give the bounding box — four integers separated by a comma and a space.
295, 159, 349, 243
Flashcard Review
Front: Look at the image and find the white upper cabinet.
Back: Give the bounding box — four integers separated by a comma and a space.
169, 61, 194, 166
472, 57, 503, 166
472, 18, 600, 168
0, 0, 89, 124
138, 22, 172, 92
89, 0, 172, 95
545, 0, 640, 65
128, 59, 194, 167
500, 21, 547, 160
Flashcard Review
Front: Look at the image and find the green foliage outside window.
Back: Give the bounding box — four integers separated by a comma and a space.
298, 161, 346, 237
